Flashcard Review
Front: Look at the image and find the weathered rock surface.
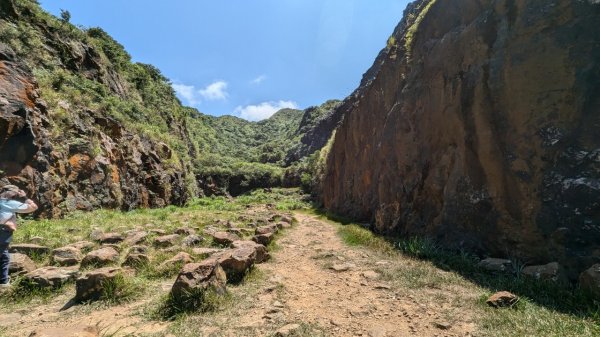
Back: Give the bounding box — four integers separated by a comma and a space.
321, 0, 600, 278
9, 244, 50, 256
216, 247, 257, 282
24, 267, 79, 288
231, 240, 270, 263
67, 241, 95, 252
51, 246, 83, 266
28, 325, 99, 337
124, 231, 148, 245
98, 232, 124, 244
171, 259, 227, 300
579, 264, 600, 297
80, 247, 119, 267
182, 234, 204, 247
478, 258, 513, 273
153, 234, 180, 248
522, 262, 568, 284
75, 267, 122, 302
160, 252, 193, 269
486, 291, 519, 308
8, 253, 36, 276
211, 231, 240, 246
192, 247, 223, 256
252, 233, 274, 246
122, 253, 150, 268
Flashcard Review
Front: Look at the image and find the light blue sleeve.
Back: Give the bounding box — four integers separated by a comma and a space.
0, 200, 34, 214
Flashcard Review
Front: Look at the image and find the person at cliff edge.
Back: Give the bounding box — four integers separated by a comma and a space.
0, 185, 38, 288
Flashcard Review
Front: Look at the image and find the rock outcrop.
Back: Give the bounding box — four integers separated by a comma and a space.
322, 0, 600, 279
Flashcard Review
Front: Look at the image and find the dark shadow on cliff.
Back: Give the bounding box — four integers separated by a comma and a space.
316, 210, 600, 323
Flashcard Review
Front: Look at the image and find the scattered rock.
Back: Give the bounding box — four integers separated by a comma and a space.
9, 253, 36, 276
227, 228, 243, 236
579, 264, 600, 297
522, 262, 568, 284
81, 247, 119, 268
75, 267, 122, 302
153, 234, 180, 248
28, 236, 44, 244
129, 245, 149, 254
149, 228, 166, 235
252, 233, 273, 246
122, 253, 150, 268
67, 241, 95, 252
478, 258, 513, 273
51, 246, 83, 266
98, 232, 124, 244
486, 291, 519, 308
361, 270, 380, 280
231, 240, 270, 263
330, 263, 355, 272
100, 243, 121, 252
9, 244, 50, 257
275, 323, 301, 337
24, 267, 79, 288
160, 252, 194, 269
28, 325, 99, 337
216, 247, 257, 282
171, 259, 227, 301
89, 229, 103, 241
432, 321, 452, 330
212, 232, 240, 246
192, 247, 223, 256
182, 234, 204, 247
175, 227, 196, 235
367, 326, 387, 337
255, 225, 278, 235
124, 231, 148, 245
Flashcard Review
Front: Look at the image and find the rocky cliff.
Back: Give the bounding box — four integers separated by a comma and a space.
322, 0, 600, 279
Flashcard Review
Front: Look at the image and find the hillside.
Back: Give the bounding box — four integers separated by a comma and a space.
0, 0, 341, 216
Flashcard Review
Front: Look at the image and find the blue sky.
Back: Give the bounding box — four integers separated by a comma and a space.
40, 1, 410, 120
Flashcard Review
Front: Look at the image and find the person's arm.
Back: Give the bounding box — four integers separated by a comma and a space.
4, 199, 38, 214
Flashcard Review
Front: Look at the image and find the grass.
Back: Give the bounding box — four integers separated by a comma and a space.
318, 211, 600, 337
151, 287, 232, 321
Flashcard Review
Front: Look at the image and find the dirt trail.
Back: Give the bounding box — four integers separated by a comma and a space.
1, 212, 477, 336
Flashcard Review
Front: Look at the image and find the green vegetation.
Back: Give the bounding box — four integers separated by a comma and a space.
404, 0, 438, 61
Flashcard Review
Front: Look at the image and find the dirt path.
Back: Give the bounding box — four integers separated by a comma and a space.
1, 211, 478, 337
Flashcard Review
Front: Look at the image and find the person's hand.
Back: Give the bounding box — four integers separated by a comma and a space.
4, 222, 16, 232
17, 189, 26, 198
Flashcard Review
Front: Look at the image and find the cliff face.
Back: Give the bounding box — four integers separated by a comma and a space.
322, 0, 600, 278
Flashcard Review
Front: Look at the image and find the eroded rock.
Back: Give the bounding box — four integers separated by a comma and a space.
522, 262, 568, 284
81, 247, 119, 268
9, 253, 36, 276
9, 244, 50, 257
75, 267, 122, 302
211, 232, 240, 246
486, 291, 519, 308
579, 264, 600, 297
153, 234, 180, 248
478, 258, 513, 273
52, 246, 83, 266
170, 259, 227, 301
216, 247, 257, 282
24, 267, 79, 288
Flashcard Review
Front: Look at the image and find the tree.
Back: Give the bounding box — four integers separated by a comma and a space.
60, 9, 71, 23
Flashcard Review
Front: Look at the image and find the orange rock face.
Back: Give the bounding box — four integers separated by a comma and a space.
322, 0, 600, 279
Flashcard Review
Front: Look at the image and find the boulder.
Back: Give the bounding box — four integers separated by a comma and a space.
211, 232, 240, 246
522, 262, 568, 284
255, 225, 278, 235
124, 231, 148, 245
231, 240, 270, 263
160, 252, 194, 269
9, 253, 36, 276
67, 241, 95, 252
122, 253, 150, 268
486, 291, 519, 308
81, 247, 119, 268
52, 246, 83, 266
217, 247, 257, 282
478, 258, 513, 273
182, 234, 204, 247
171, 259, 227, 301
24, 267, 79, 288
579, 264, 600, 297
75, 267, 122, 302
252, 233, 273, 246
28, 326, 99, 337
153, 234, 180, 248
175, 227, 196, 235
9, 244, 50, 257
98, 232, 124, 244
129, 245, 149, 254
192, 247, 223, 256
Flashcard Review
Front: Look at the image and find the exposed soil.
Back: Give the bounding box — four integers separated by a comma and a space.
0, 212, 479, 337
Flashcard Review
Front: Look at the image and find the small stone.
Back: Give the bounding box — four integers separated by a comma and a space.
75, 267, 122, 302
362, 270, 380, 280
129, 245, 149, 254
175, 227, 196, 235
330, 263, 355, 272
432, 321, 452, 330
149, 228, 166, 235
81, 247, 119, 268
98, 233, 124, 244
275, 323, 301, 337
153, 234, 180, 248
89, 229, 103, 241
24, 267, 79, 288
212, 232, 240, 246
252, 233, 273, 246
486, 291, 519, 308
124, 231, 148, 245
51, 246, 83, 266
182, 235, 204, 247
122, 253, 150, 268
478, 258, 513, 273
160, 252, 193, 269
9, 253, 36, 276
67, 241, 95, 252
522, 262, 568, 284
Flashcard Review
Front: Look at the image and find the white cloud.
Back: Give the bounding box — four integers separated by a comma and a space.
172, 80, 229, 106
199, 81, 228, 101
250, 75, 267, 85
172, 83, 200, 106
234, 100, 299, 121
